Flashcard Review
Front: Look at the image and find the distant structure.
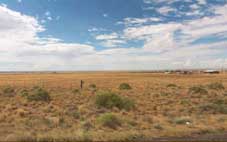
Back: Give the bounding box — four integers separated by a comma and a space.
203, 70, 220, 74
164, 70, 193, 75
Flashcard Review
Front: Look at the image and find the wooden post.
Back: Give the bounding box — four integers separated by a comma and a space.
80, 80, 84, 90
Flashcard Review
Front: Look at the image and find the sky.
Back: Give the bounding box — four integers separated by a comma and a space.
0, 0, 227, 71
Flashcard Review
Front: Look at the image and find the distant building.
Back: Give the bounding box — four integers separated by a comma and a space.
203, 70, 220, 74
165, 70, 193, 75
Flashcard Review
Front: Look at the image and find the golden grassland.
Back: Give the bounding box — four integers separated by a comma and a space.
0, 72, 227, 141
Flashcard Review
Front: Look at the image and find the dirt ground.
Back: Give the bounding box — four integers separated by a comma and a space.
0, 72, 226, 141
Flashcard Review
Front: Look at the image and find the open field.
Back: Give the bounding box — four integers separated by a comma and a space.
0, 72, 227, 141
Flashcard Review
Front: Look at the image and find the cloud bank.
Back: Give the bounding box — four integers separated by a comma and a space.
0, 2, 227, 71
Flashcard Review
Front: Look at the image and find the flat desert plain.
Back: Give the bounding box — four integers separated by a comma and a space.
0, 72, 226, 141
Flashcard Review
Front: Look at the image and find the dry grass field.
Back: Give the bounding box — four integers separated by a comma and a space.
0, 72, 227, 141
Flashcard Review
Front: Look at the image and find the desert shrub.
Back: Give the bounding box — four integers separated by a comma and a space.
89, 84, 96, 89
71, 111, 80, 119
89, 84, 97, 92
207, 82, 225, 90
95, 91, 135, 111
72, 89, 80, 95
199, 102, 227, 114
167, 84, 177, 88
20, 89, 29, 97
97, 113, 121, 129
27, 87, 50, 102
154, 124, 163, 130
81, 121, 93, 131
2, 86, 15, 97
172, 117, 192, 125
188, 85, 208, 95
224, 92, 227, 96
119, 83, 132, 90
160, 92, 170, 96
180, 99, 190, 105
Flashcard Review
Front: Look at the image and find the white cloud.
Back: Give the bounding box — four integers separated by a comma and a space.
47, 16, 52, 21
117, 17, 161, 26
157, 6, 176, 15
99, 39, 126, 48
197, 0, 207, 5
0, 5, 96, 71
45, 11, 50, 16
95, 33, 118, 40
103, 13, 108, 18
0, 4, 227, 71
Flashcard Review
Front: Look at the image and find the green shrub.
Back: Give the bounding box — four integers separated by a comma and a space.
199, 102, 227, 114
172, 117, 192, 125
97, 113, 121, 129
207, 82, 225, 90
72, 89, 80, 95
119, 83, 132, 90
2, 86, 15, 97
167, 84, 177, 88
188, 85, 208, 95
160, 92, 170, 96
89, 84, 97, 92
154, 124, 163, 130
89, 84, 96, 89
180, 99, 190, 105
27, 87, 50, 102
20, 89, 29, 97
95, 91, 135, 111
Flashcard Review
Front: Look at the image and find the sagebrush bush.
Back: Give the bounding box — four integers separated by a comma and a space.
154, 124, 163, 130
199, 101, 227, 114
119, 83, 132, 90
27, 87, 51, 102
97, 113, 121, 129
20, 89, 29, 97
172, 117, 192, 125
89, 84, 96, 89
72, 89, 80, 95
207, 82, 225, 90
188, 85, 208, 95
95, 91, 135, 111
167, 84, 177, 88
2, 86, 15, 97
89, 84, 97, 92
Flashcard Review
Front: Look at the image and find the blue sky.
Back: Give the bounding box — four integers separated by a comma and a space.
0, 0, 227, 71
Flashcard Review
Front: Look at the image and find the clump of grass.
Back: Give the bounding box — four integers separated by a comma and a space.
167, 84, 177, 88
160, 92, 170, 96
89, 84, 96, 89
20, 89, 29, 97
199, 101, 227, 114
97, 113, 121, 129
89, 84, 97, 92
188, 85, 208, 95
207, 82, 225, 90
2, 86, 15, 97
171, 117, 192, 125
81, 121, 93, 131
154, 124, 163, 130
71, 111, 80, 119
26, 86, 51, 102
119, 83, 132, 90
72, 89, 80, 95
180, 99, 190, 105
95, 91, 135, 111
